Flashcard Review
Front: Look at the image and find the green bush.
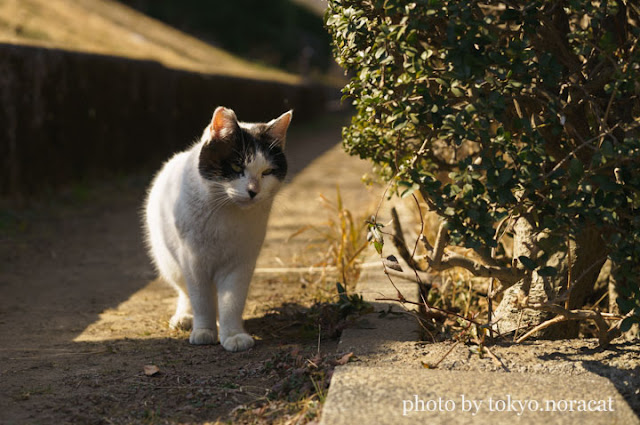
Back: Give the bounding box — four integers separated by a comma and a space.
327, 0, 640, 339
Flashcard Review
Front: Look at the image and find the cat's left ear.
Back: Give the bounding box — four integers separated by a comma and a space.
266, 110, 293, 149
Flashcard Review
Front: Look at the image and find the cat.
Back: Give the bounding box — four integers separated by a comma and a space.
144, 106, 291, 352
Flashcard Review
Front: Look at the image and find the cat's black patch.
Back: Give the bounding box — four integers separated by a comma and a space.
198, 125, 287, 181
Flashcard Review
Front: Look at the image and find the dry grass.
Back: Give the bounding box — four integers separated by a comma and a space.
288, 186, 371, 296
0, 0, 298, 83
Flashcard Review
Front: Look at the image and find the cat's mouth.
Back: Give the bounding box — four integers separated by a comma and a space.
233, 197, 259, 209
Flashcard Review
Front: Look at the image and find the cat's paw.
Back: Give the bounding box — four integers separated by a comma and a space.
169, 313, 193, 330
221, 333, 255, 352
189, 328, 217, 345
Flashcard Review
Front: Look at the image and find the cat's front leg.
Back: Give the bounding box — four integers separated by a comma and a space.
184, 269, 218, 345
169, 289, 193, 330
217, 269, 254, 352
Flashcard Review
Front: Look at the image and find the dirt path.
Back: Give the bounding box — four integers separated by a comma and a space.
0, 113, 379, 424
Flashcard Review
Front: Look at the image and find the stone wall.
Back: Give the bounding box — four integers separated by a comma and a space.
0, 43, 326, 197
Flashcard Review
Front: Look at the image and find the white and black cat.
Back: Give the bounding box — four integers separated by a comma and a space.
144, 106, 291, 352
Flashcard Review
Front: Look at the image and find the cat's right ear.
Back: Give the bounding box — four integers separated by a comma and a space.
207, 107, 239, 141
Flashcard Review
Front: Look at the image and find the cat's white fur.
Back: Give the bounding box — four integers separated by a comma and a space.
144, 107, 291, 352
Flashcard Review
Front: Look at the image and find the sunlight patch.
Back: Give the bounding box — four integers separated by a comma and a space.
73, 279, 176, 342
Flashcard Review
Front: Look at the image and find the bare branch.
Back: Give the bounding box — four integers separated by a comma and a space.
515, 315, 567, 344
430, 221, 449, 265
375, 297, 484, 327
386, 268, 438, 289
430, 253, 521, 284
390, 207, 426, 272
605, 310, 637, 343
423, 219, 521, 286
473, 246, 503, 268
419, 234, 433, 253
519, 302, 620, 346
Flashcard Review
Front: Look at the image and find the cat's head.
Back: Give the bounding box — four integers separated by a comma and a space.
198, 107, 291, 208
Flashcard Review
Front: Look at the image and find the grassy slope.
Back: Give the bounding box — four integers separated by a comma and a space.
0, 0, 298, 83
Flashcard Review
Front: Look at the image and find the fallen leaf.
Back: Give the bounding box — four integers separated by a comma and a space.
335, 352, 354, 365
253, 405, 268, 416
144, 365, 160, 376
230, 404, 248, 415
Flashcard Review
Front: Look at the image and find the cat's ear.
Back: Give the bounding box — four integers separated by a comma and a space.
208, 107, 239, 141
266, 110, 293, 149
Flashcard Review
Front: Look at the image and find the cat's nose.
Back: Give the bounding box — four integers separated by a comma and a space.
247, 178, 260, 199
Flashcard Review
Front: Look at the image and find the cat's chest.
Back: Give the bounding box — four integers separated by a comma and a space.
178, 203, 270, 254
206, 211, 266, 241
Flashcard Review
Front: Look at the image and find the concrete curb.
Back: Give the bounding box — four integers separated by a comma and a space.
320, 266, 640, 425
323, 364, 637, 425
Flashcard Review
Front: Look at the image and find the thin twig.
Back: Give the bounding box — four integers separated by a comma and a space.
395, 309, 437, 342
375, 297, 484, 327
425, 341, 460, 369
555, 253, 609, 303
390, 207, 425, 272
543, 119, 640, 181
419, 234, 434, 253
515, 315, 567, 344
410, 194, 426, 260
605, 310, 637, 343
566, 235, 572, 310
482, 345, 510, 372
513, 310, 525, 342
385, 268, 437, 288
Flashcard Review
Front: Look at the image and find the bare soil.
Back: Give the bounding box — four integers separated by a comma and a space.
0, 114, 379, 424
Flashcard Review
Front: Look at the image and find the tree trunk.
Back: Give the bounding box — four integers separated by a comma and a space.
609, 261, 640, 340
493, 217, 607, 338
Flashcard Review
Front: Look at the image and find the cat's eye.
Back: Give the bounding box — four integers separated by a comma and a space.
231, 164, 244, 173
262, 168, 274, 176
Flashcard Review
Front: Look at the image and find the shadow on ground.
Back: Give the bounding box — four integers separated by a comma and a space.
537, 341, 640, 415
1, 298, 344, 424
0, 112, 354, 424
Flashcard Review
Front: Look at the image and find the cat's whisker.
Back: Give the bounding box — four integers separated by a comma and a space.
208, 196, 233, 217
269, 139, 282, 150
